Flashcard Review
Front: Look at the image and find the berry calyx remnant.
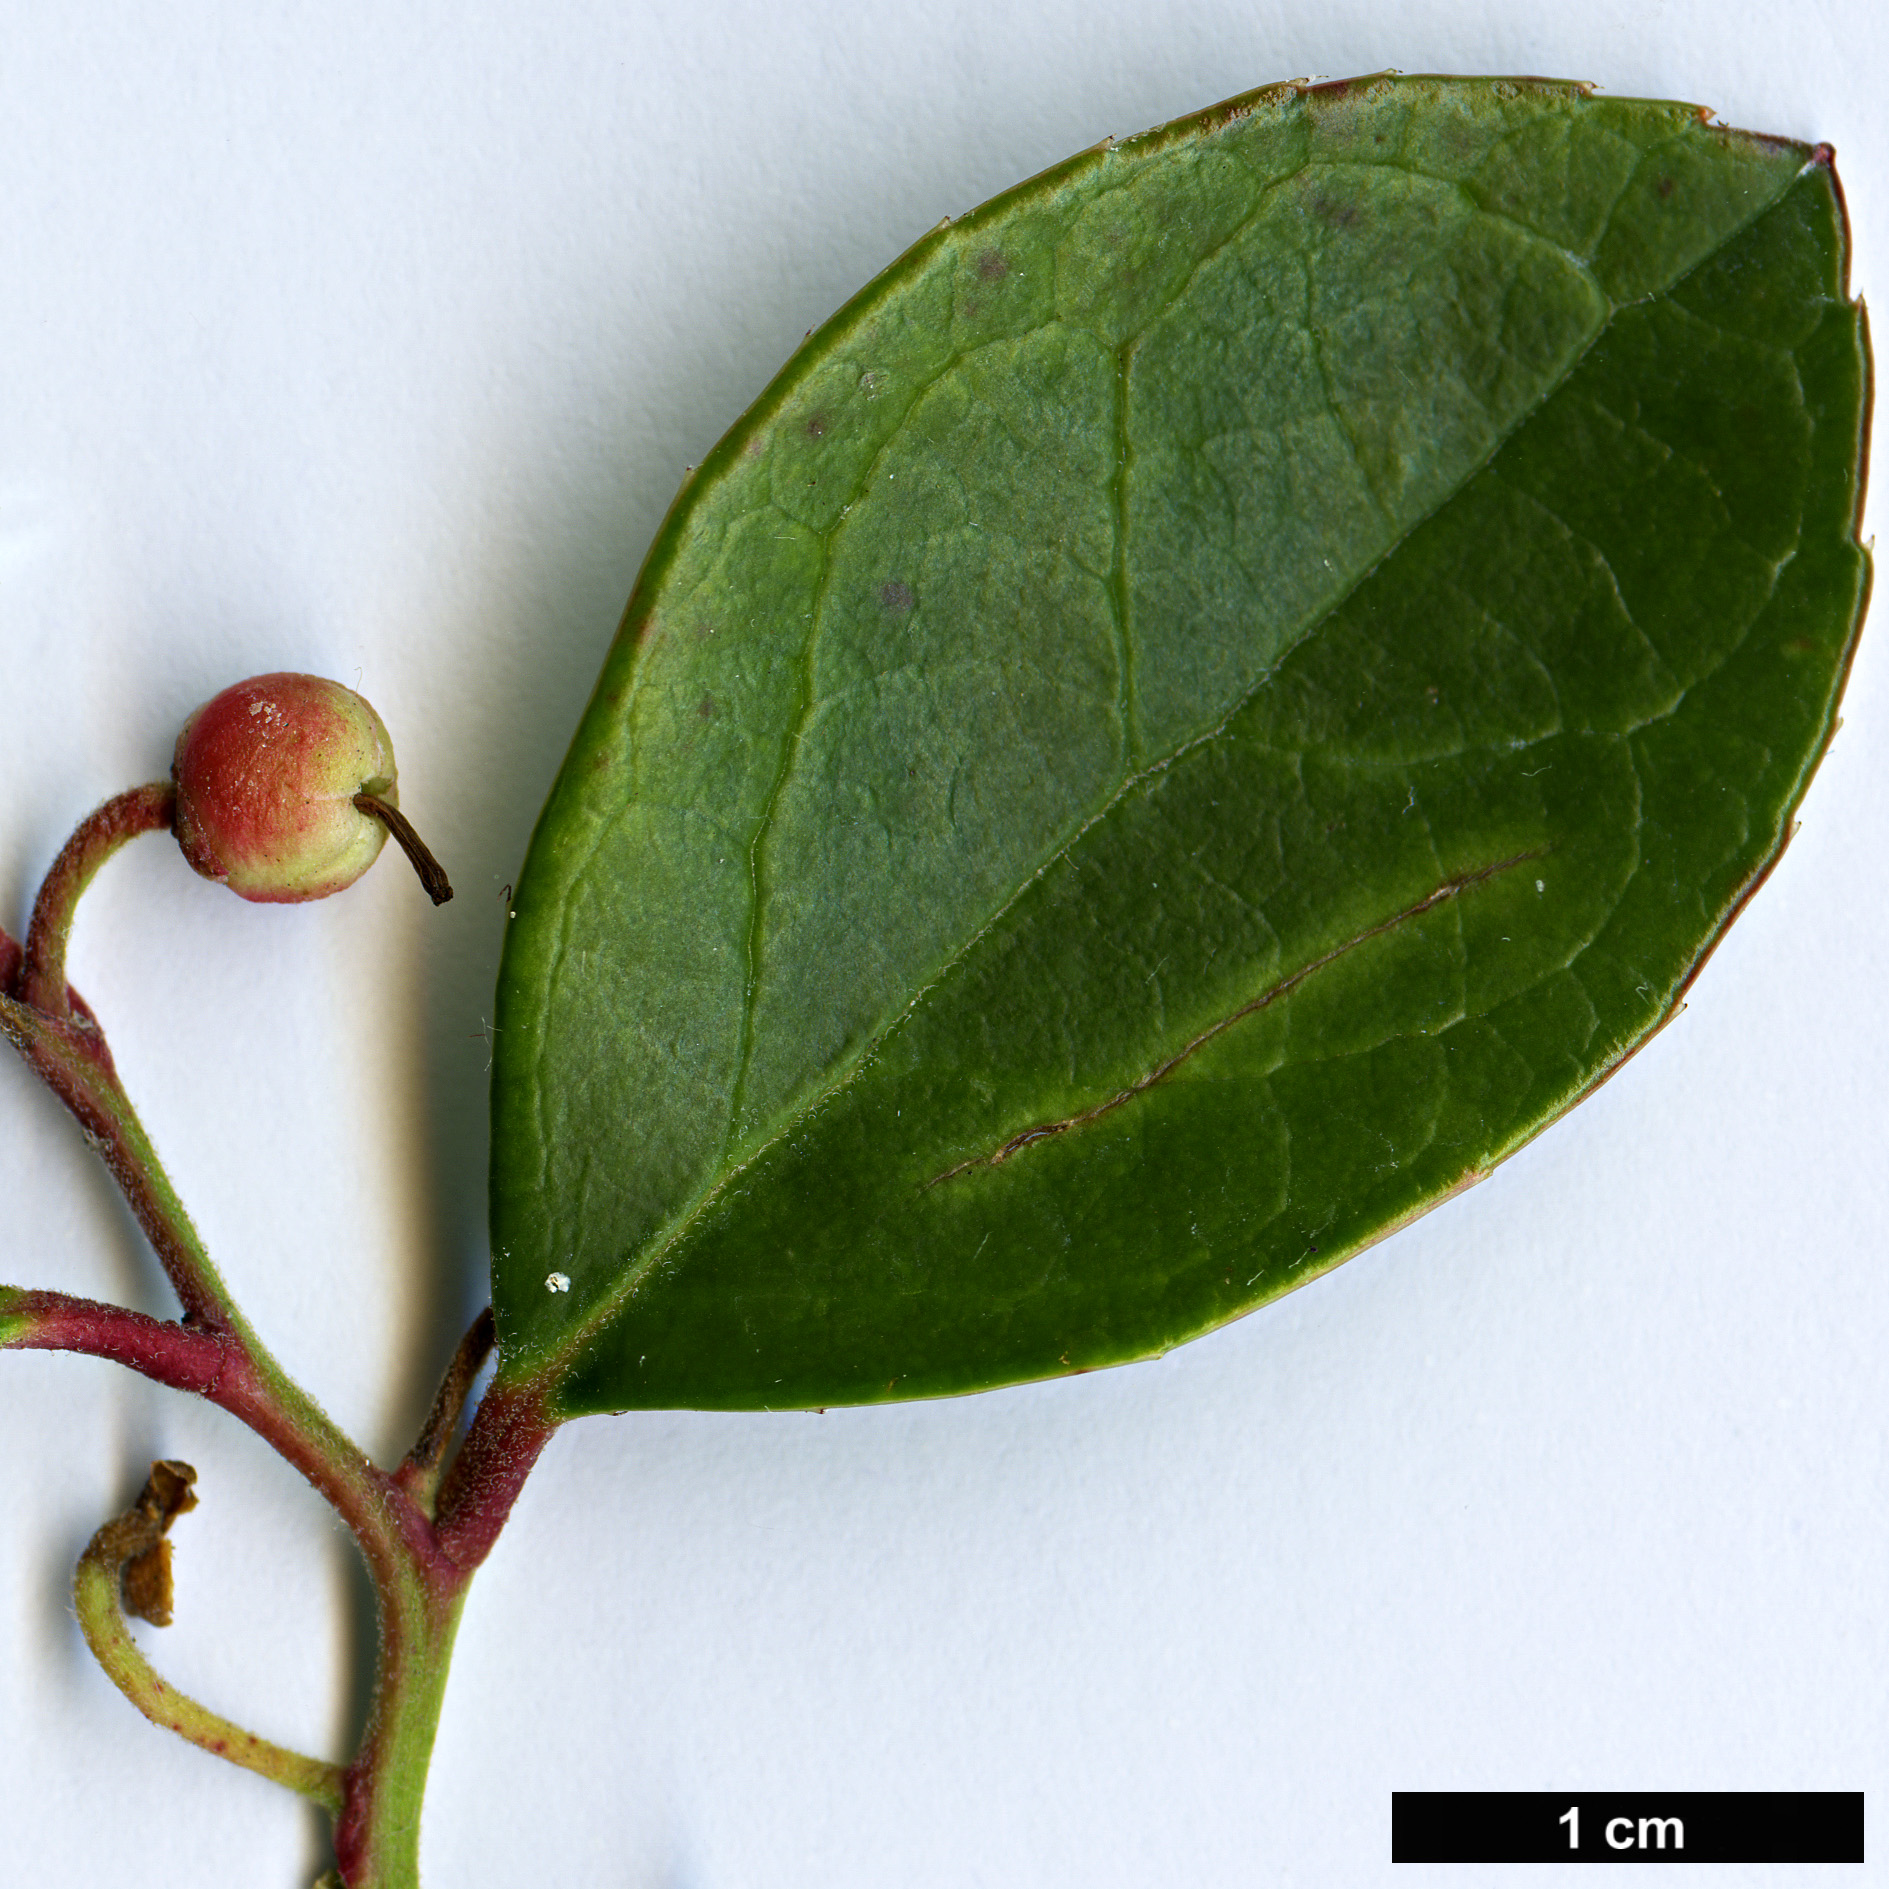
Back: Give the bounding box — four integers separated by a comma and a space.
171, 674, 452, 905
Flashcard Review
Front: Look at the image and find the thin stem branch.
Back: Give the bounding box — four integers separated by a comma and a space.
3, 987, 248, 1333
7, 791, 556, 1885
20, 782, 175, 1016
7, 806, 425, 1592
397, 1308, 496, 1515
0, 1274, 424, 1574
75, 1460, 347, 1813
3, 921, 116, 1064
1, 1285, 230, 1394
1, 986, 434, 1621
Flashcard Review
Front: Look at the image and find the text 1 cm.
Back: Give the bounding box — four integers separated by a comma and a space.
1559, 1806, 1685, 1852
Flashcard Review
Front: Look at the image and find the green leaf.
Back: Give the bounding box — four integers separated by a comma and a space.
489, 75, 1870, 1417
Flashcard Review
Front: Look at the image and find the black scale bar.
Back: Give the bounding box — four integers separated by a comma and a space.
1393, 1792, 1863, 1863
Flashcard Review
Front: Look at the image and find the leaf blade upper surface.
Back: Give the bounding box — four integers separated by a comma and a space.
489, 76, 1869, 1414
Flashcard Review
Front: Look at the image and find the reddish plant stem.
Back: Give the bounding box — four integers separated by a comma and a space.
3, 923, 117, 1062
2, 994, 239, 1331
5, 1282, 550, 1888
20, 782, 176, 1017
9, 823, 445, 1599
435, 1377, 555, 1571
6, 1282, 548, 1889
1, 1286, 230, 1394
3, 1285, 546, 1582
6, 806, 555, 1885
1, 1005, 547, 1883
396, 1308, 497, 1515
0, 1282, 437, 1578
6, 960, 427, 1592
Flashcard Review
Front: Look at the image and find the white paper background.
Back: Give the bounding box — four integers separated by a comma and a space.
1, 5, 1883, 1884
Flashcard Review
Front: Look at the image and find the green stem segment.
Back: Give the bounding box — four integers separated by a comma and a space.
3, 793, 555, 1886
334, 1572, 471, 1883
74, 1460, 347, 1814
330, 1376, 553, 1885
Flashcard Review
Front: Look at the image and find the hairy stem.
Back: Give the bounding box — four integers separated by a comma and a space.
1, 1285, 230, 1392
0, 985, 408, 1578
398, 1308, 497, 1515
19, 782, 175, 1016
435, 1378, 556, 1571
5, 805, 553, 1884
2, 991, 244, 1331
8, 1285, 551, 1885
1, 1280, 428, 1572
333, 1570, 470, 1886
74, 1460, 347, 1813
337, 1378, 552, 1888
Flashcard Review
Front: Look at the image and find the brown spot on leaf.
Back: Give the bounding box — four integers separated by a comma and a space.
1657, 175, 1675, 199
975, 250, 1009, 280
804, 413, 827, 440
880, 581, 915, 612
697, 695, 717, 720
